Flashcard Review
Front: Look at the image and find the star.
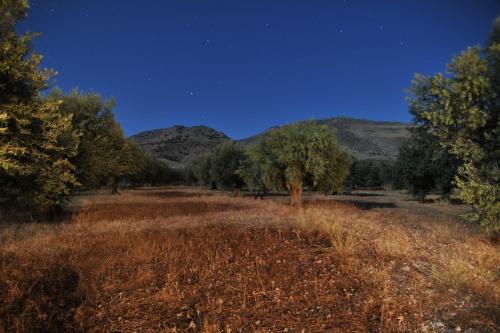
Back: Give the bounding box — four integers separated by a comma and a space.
400, 41, 405, 46
189, 91, 195, 96
380, 25, 384, 30
339, 28, 344, 33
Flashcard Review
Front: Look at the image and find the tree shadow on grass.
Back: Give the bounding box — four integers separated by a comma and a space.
1, 205, 74, 224
0, 257, 82, 332
71, 200, 247, 221
304, 199, 397, 210
345, 192, 386, 197
139, 190, 213, 199
341, 200, 397, 210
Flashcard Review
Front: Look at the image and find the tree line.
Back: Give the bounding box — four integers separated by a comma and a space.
191, 122, 351, 206
0, 1, 176, 217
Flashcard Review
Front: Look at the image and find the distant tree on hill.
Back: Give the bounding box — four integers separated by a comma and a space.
0, 0, 79, 213
405, 16, 500, 230
249, 122, 350, 206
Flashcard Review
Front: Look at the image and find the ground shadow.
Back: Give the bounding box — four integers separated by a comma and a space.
448, 198, 464, 205
342, 200, 397, 210
1, 205, 74, 224
304, 198, 397, 210
343, 192, 386, 197
0, 259, 82, 332
403, 197, 435, 204
72, 200, 246, 221
139, 190, 213, 199
242, 191, 290, 198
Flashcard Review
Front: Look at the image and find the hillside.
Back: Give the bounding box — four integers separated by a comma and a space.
131, 125, 230, 168
131, 117, 410, 167
239, 117, 409, 160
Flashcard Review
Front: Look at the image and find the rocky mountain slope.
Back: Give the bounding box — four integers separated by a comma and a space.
239, 117, 409, 160
131, 117, 409, 168
131, 125, 230, 168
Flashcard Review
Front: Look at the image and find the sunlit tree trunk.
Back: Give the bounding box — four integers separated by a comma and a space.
287, 182, 303, 206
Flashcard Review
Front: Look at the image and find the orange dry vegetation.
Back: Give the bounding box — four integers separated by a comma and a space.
0, 187, 498, 332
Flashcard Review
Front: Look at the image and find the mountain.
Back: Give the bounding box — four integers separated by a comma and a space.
131, 125, 230, 168
238, 117, 409, 160
131, 117, 410, 168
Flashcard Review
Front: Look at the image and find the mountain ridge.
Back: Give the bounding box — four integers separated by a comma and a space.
131, 117, 410, 168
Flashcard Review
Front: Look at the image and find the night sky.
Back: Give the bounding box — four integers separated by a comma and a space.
18, 1, 500, 139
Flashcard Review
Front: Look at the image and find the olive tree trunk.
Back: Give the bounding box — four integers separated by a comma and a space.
111, 177, 120, 195
286, 182, 303, 206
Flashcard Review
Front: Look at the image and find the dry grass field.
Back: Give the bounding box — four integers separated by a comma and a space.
0, 187, 498, 332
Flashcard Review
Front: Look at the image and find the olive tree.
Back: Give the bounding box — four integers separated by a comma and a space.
406, 17, 500, 230
192, 141, 246, 190
250, 122, 350, 206
0, 0, 79, 213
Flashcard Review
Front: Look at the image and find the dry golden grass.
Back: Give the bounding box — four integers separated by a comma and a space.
0, 187, 498, 332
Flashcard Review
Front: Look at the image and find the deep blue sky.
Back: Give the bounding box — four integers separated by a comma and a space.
18, 1, 500, 139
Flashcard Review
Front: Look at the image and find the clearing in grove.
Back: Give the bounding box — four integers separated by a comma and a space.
0, 187, 498, 332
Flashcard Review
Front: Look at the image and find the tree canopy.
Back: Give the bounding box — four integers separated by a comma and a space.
0, 0, 79, 212
49, 89, 147, 191
192, 141, 245, 189
406, 17, 500, 230
248, 122, 350, 206
396, 129, 457, 202
0, 2, 151, 215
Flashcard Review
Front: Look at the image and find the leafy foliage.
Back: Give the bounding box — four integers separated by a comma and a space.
238, 149, 266, 192
406, 17, 500, 230
344, 159, 397, 190
192, 141, 246, 188
192, 153, 212, 185
0, 1, 151, 213
48, 89, 148, 192
396, 131, 457, 202
0, 0, 79, 212
248, 122, 350, 205
128, 155, 185, 186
